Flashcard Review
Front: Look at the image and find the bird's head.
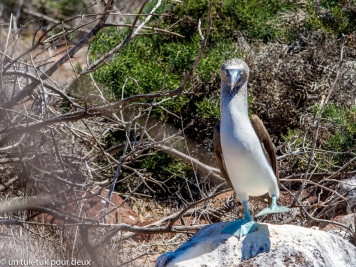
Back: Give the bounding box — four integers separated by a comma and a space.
220, 59, 249, 91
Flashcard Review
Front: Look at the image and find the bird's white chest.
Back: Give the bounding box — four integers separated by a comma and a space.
220, 105, 278, 198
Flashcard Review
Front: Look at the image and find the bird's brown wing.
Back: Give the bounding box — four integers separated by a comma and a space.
250, 114, 279, 180
213, 124, 233, 189
251, 114, 279, 205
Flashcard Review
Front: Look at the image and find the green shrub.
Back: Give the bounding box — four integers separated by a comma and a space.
175, 0, 297, 41
141, 151, 193, 182
196, 97, 220, 119
305, 0, 356, 35
319, 104, 356, 153
91, 28, 241, 117
282, 104, 356, 173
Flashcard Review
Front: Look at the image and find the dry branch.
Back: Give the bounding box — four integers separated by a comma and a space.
291, 35, 346, 206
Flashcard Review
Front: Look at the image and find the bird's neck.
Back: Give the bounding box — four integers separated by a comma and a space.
220, 85, 249, 121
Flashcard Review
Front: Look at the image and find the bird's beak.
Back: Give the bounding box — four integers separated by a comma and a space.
227, 69, 242, 90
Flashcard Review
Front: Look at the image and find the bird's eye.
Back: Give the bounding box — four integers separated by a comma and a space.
240, 70, 244, 74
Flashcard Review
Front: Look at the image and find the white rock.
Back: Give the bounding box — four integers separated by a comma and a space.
337, 177, 356, 212
156, 222, 356, 267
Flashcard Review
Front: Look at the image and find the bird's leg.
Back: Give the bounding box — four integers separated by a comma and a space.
255, 195, 290, 217
221, 201, 259, 238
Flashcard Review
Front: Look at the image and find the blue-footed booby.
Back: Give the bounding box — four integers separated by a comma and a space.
213, 58, 289, 238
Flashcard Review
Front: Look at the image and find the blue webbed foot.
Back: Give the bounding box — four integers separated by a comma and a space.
221, 200, 259, 238
255, 195, 290, 217
222, 218, 259, 238
255, 206, 290, 217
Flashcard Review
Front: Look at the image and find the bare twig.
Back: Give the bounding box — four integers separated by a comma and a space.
291, 35, 346, 206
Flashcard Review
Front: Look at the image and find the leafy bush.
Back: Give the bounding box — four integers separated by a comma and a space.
305, 0, 356, 35
282, 104, 356, 174
319, 104, 356, 153
175, 0, 297, 41
140, 151, 195, 193
91, 28, 240, 116
195, 97, 220, 119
